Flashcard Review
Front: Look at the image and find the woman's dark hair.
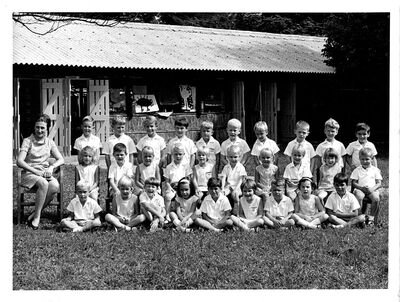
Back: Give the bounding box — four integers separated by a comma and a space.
176, 177, 195, 198
35, 114, 51, 132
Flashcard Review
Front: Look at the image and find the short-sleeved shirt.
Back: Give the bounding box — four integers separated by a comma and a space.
251, 138, 280, 157
264, 195, 294, 218
297, 194, 320, 216
73, 134, 102, 153
20, 135, 60, 189
316, 139, 346, 167
255, 164, 278, 193
196, 137, 221, 167
166, 136, 197, 166
137, 162, 158, 182
220, 163, 247, 195
346, 140, 378, 168
283, 162, 312, 192
139, 191, 165, 211
108, 161, 135, 185
66, 196, 102, 222
325, 191, 360, 214
220, 137, 251, 162
318, 163, 342, 191
175, 195, 198, 217
194, 162, 214, 191
284, 139, 316, 167
76, 164, 98, 189
115, 193, 138, 220
350, 165, 382, 188
163, 162, 192, 184
136, 134, 166, 165
200, 194, 231, 220
239, 195, 261, 220
103, 133, 137, 164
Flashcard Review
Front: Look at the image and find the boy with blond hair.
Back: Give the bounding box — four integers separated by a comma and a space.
136, 115, 166, 166
283, 120, 316, 171
196, 121, 221, 171
103, 115, 137, 168
220, 118, 250, 168
251, 121, 279, 167
315, 118, 346, 173
350, 147, 382, 225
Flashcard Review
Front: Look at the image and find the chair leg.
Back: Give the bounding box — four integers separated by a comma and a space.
17, 193, 24, 224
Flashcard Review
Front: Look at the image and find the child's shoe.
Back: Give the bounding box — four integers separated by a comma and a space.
72, 226, 84, 232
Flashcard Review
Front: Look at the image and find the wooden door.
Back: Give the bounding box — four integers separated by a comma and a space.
13, 78, 20, 159
88, 80, 110, 146
260, 81, 278, 141
232, 81, 246, 139
41, 78, 71, 155
277, 82, 296, 144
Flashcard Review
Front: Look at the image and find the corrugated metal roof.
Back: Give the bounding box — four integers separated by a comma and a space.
13, 19, 335, 74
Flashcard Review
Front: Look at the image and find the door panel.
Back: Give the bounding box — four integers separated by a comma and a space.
88, 80, 110, 147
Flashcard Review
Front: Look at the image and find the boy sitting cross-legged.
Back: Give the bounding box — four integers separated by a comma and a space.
60, 180, 102, 232
325, 173, 366, 228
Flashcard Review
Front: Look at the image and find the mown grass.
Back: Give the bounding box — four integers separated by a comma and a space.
12, 157, 389, 290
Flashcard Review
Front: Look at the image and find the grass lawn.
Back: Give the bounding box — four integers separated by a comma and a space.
12, 157, 389, 290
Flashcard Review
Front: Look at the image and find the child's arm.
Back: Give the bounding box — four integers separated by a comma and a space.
369, 179, 382, 194
311, 155, 320, 181
345, 154, 354, 170
189, 153, 195, 168
253, 155, 261, 168
341, 155, 346, 172
220, 154, 228, 168
256, 200, 264, 218
192, 166, 200, 195
255, 169, 267, 191
109, 178, 120, 196
214, 153, 221, 175
154, 166, 161, 184
135, 165, 144, 189
202, 212, 218, 225
315, 196, 326, 214
241, 151, 250, 166
264, 210, 281, 226
74, 167, 80, 192
281, 211, 294, 223
211, 164, 217, 178
351, 179, 368, 194
327, 208, 357, 219
90, 166, 99, 192
111, 195, 119, 217
130, 197, 140, 219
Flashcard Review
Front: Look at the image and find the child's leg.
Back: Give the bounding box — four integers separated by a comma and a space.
128, 214, 146, 228
105, 213, 130, 230
164, 192, 175, 222
60, 218, 79, 230
150, 218, 160, 232
282, 218, 295, 228
310, 213, 329, 226
194, 217, 222, 232
246, 218, 264, 230
367, 191, 380, 223
81, 218, 102, 231
346, 214, 366, 227
231, 215, 249, 231
328, 214, 347, 226
140, 203, 153, 221
262, 216, 274, 228
169, 212, 182, 229
291, 213, 317, 229
216, 218, 233, 230
353, 189, 366, 212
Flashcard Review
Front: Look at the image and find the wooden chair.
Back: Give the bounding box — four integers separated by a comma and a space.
16, 165, 64, 224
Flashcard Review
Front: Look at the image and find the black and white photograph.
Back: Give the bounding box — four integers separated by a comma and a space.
4, 1, 399, 301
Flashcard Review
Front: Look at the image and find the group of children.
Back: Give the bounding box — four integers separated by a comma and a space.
60, 114, 382, 233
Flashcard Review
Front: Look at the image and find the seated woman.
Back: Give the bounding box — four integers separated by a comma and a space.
17, 114, 64, 229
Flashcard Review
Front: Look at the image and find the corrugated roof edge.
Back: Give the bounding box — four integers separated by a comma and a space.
13, 63, 335, 74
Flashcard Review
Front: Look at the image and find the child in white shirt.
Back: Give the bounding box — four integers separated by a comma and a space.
283, 145, 312, 201
254, 148, 279, 202
317, 148, 342, 203
75, 146, 99, 202
220, 145, 247, 212
73, 115, 102, 164
193, 146, 216, 200
60, 180, 102, 232
135, 146, 161, 195
108, 143, 135, 196
231, 179, 264, 231
136, 115, 166, 166
220, 118, 250, 168
346, 122, 378, 170
195, 121, 221, 171
105, 176, 145, 231
251, 121, 279, 167
350, 147, 382, 225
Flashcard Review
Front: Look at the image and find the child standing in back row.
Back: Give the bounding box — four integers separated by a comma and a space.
195, 121, 221, 172
166, 117, 197, 168
103, 116, 137, 169
346, 122, 378, 171
284, 120, 316, 171
315, 118, 346, 175
136, 115, 166, 167
220, 118, 250, 168
73, 116, 102, 164
251, 121, 280, 167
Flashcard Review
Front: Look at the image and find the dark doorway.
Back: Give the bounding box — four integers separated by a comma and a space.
71, 80, 88, 155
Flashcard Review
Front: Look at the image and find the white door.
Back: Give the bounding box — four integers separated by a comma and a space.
88, 80, 110, 147
41, 78, 71, 155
